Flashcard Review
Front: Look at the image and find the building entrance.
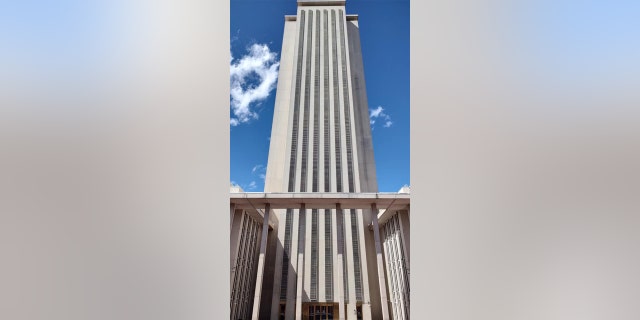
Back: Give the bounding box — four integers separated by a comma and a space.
303, 303, 337, 320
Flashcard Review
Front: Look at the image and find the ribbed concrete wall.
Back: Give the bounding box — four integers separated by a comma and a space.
380, 211, 410, 320
259, 2, 394, 320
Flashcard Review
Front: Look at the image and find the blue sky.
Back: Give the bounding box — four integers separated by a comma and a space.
230, 0, 410, 192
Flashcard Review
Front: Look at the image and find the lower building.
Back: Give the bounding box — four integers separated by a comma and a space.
230, 186, 410, 320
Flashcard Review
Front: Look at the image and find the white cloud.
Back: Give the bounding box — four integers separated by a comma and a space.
369, 106, 393, 129
231, 29, 240, 44
251, 164, 267, 181
230, 43, 280, 126
247, 181, 257, 190
251, 164, 264, 174
370, 106, 384, 118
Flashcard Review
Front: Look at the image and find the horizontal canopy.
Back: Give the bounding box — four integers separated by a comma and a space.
230, 192, 410, 211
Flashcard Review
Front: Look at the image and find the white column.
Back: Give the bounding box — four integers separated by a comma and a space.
271, 209, 287, 320
398, 211, 410, 275
295, 204, 307, 319
319, 209, 326, 301
251, 204, 271, 319
356, 209, 372, 319
343, 209, 357, 320
304, 208, 312, 301
285, 209, 300, 319
230, 203, 236, 231
336, 204, 345, 320
230, 211, 245, 288
371, 203, 389, 320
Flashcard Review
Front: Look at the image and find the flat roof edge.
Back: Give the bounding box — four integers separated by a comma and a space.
297, 0, 346, 6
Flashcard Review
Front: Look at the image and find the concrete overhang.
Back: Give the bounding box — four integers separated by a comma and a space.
233, 205, 277, 230
376, 206, 410, 226
230, 192, 410, 211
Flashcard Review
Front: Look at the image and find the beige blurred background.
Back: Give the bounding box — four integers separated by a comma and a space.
414, 1, 640, 320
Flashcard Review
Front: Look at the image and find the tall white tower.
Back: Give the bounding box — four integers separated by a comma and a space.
263, 1, 383, 319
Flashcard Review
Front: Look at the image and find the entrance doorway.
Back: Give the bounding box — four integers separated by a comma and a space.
303, 303, 336, 320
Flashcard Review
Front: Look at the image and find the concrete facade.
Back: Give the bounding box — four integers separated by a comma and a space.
230, 1, 410, 319
230, 193, 409, 320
